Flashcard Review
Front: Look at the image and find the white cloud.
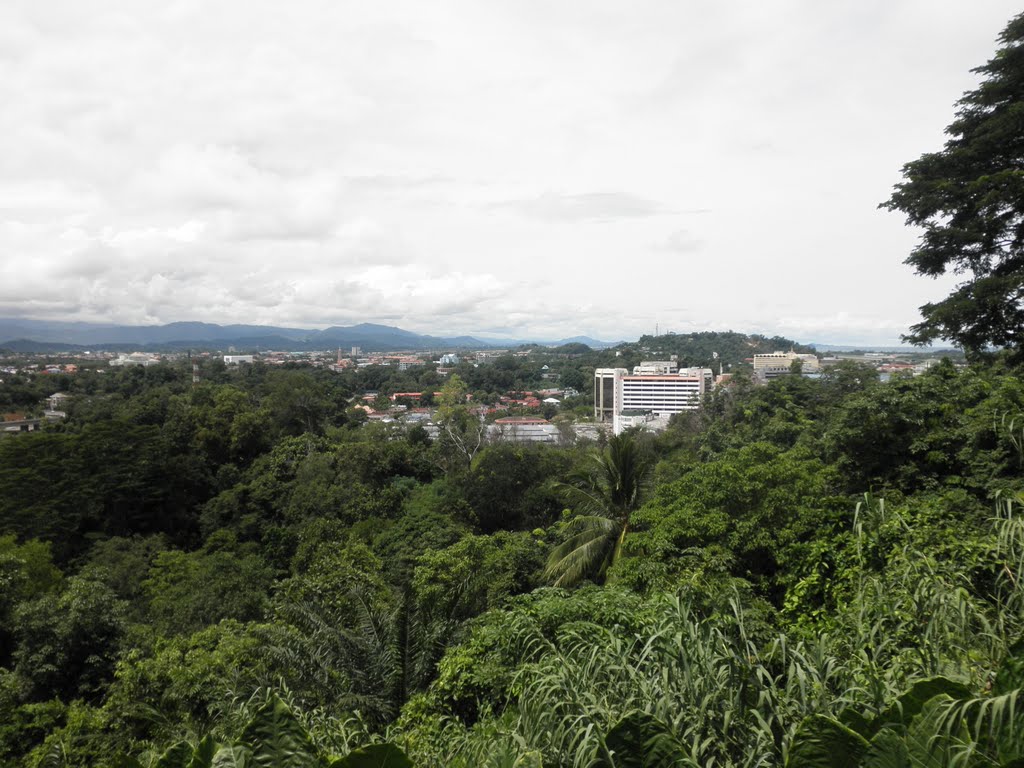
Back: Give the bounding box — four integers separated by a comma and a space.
492, 191, 675, 223
1, 0, 1020, 344
656, 229, 705, 254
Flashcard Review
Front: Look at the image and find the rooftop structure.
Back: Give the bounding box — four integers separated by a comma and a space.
632, 360, 678, 375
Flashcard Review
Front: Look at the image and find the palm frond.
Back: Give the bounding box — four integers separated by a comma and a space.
545, 433, 653, 588
544, 516, 620, 588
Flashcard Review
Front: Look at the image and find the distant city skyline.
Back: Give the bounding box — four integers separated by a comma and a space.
2, 1, 1020, 346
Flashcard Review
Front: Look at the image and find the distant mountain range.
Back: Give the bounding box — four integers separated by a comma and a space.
0, 319, 622, 353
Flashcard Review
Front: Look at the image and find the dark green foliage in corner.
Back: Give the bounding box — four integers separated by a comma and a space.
330, 743, 413, 768
596, 711, 691, 768
785, 715, 869, 768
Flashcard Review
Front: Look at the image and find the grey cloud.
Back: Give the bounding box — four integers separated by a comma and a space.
656, 229, 705, 254
342, 174, 454, 191
64, 244, 120, 278
767, 313, 919, 346
491, 191, 675, 223
0, 295, 80, 313
223, 214, 339, 243
2, 1, 1019, 346
424, 296, 496, 317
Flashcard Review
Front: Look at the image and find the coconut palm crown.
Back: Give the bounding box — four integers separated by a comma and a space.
545, 431, 654, 587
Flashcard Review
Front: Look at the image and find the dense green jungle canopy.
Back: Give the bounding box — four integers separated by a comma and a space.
3, 350, 1024, 767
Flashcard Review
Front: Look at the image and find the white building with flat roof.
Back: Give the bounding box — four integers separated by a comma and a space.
621, 367, 712, 414
594, 366, 713, 434
753, 351, 819, 371
109, 352, 160, 367
488, 417, 562, 444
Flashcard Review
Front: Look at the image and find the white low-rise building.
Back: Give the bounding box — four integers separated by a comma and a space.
752, 351, 820, 379
109, 353, 160, 367
488, 417, 562, 444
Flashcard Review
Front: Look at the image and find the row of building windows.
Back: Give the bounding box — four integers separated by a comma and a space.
595, 364, 714, 432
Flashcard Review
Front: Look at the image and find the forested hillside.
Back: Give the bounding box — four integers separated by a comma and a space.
3, 354, 1024, 766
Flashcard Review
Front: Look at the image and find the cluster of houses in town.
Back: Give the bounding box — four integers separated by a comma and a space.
354, 386, 583, 445
0, 345, 959, 442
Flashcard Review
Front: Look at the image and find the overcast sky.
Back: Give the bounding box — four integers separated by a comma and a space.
1, 1, 1020, 344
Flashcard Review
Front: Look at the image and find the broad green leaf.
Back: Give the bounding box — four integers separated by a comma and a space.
861, 729, 910, 768
904, 694, 968, 768
873, 677, 972, 733
238, 695, 321, 768
188, 735, 220, 768
595, 711, 689, 768
212, 745, 251, 768
839, 707, 873, 738
329, 743, 413, 768
786, 715, 869, 768
156, 742, 195, 768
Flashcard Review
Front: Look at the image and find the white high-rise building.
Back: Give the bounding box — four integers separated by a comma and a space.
594, 366, 713, 433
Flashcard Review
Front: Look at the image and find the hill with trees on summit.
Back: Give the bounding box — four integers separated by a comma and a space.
632, 330, 816, 369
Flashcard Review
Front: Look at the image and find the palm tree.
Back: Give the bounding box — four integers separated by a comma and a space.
545, 431, 653, 587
